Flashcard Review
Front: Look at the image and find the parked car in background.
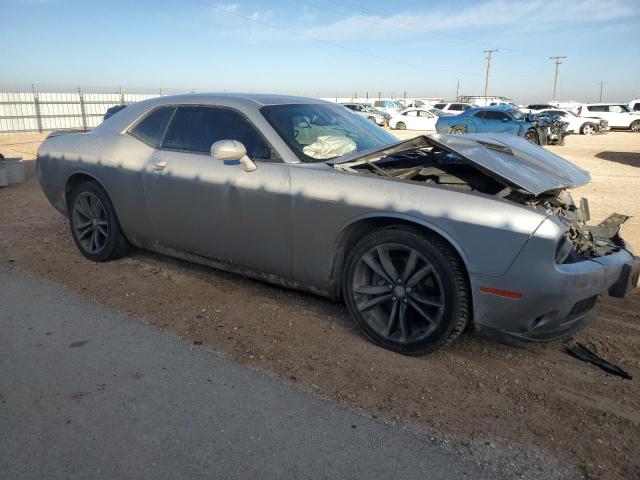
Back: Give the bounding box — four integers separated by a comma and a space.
432, 102, 473, 115
372, 99, 404, 115
435, 106, 568, 145
521, 104, 556, 114
389, 108, 439, 130
575, 103, 640, 131
36, 93, 638, 355
341, 103, 389, 126
535, 108, 608, 135
103, 104, 128, 121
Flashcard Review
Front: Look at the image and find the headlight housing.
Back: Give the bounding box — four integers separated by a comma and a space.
555, 236, 574, 264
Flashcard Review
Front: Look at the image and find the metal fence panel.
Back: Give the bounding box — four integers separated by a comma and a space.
0, 91, 162, 133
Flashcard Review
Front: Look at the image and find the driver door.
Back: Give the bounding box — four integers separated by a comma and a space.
141, 105, 293, 278
480, 110, 517, 134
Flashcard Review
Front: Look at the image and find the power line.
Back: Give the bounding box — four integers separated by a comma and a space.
482, 49, 497, 97
549, 56, 566, 101
198, 0, 462, 75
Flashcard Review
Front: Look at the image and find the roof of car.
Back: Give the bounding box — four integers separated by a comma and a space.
138, 93, 329, 109
583, 102, 627, 106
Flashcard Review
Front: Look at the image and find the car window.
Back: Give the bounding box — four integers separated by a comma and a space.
587, 105, 608, 112
129, 106, 176, 147
460, 104, 471, 111
473, 111, 486, 119
404, 110, 418, 116
344, 105, 356, 111
374, 101, 382, 107
417, 111, 432, 117
483, 111, 508, 120
633, 103, 640, 111
434, 103, 446, 109
162, 106, 274, 160
260, 103, 397, 163
609, 105, 629, 113
449, 104, 462, 111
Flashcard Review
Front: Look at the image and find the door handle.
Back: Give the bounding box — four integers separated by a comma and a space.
151, 161, 167, 171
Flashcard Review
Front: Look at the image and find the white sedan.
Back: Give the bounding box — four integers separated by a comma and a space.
389, 108, 440, 130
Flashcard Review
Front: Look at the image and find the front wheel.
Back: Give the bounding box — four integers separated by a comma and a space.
580, 122, 596, 135
630, 120, 640, 132
450, 125, 467, 134
342, 227, 470, 355
395, 121, 406, 130
367, 116, 377, 123
524, 129, 540, 145
68, 181, 129, 262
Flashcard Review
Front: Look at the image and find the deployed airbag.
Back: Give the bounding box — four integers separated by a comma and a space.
303, 135, 357, 160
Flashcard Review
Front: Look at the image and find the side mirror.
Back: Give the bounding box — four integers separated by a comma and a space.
210, 140, 257, 172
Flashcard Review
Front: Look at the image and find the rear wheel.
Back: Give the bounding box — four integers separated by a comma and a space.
68, 181, 129, 262
524, 129, 540, 145
580, 123, 596, 135
342, 227, 470, 355
630, 120, 640, 132
450, 125, 467, 134
395, 121, 406, 130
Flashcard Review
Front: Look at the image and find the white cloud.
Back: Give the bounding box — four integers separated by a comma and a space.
304, 0, 640, 40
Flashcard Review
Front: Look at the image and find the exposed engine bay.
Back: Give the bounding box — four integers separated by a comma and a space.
528, 113, 569, 146
334, 144, 628, 262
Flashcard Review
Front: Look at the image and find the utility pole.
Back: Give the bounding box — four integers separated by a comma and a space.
598, 81, 605, 102
482, 49, 497, 98
456, 78, 461, 100
549, 56, 566, 101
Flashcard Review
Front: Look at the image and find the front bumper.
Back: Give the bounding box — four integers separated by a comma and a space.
470, 237, 639, 344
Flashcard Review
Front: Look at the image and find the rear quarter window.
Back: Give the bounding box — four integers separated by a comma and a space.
129, 106, 176, 147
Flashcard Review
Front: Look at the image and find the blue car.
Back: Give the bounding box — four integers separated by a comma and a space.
435, 106, 567, 145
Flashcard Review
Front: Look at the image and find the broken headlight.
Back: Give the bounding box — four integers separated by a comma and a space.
556, 236, 574, 264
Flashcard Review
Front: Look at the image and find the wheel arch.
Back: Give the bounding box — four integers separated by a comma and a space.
329, 213, 471, 300
63, 172, 125, 230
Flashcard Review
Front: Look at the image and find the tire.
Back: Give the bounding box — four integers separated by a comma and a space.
367, 116, 377, 123
342, 227, 470, 355
524, 129, 540, 145
580, 122, 596, 135
395, 121, 406, 130
68, 180, 129, 262
450, 125, 467, 134
630, 120, 640, 132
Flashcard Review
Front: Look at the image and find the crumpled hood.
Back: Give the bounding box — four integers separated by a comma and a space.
330, 133, 590, 196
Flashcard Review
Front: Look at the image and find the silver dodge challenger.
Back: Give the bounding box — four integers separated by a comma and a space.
36, 94, 639, 355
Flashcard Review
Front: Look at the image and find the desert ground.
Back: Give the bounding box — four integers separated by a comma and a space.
1, 130, 639, 479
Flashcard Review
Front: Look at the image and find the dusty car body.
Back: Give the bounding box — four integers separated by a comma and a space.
37, 94, 639, 354
436, 106, 569, 145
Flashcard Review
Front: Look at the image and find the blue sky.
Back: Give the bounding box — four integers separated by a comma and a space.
1, 0, 639, 103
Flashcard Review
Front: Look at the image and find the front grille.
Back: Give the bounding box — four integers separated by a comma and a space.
568, 296, 598, 320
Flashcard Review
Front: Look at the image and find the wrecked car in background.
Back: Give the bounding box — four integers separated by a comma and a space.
36, 94, 639, 355
436, 106, 569, 145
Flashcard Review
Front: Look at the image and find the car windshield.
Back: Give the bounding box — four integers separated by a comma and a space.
260, 103, 398, 162
361, 105, 376, 112
509, 109, 525, 120
429, 108, 447, 117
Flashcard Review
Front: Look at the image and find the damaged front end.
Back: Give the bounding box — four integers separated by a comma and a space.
332, 134, 631, 264
525, 191, 629, 262
529, 113, 569, 146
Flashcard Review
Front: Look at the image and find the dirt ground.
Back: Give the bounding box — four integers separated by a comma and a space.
1, 131, 639, 479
